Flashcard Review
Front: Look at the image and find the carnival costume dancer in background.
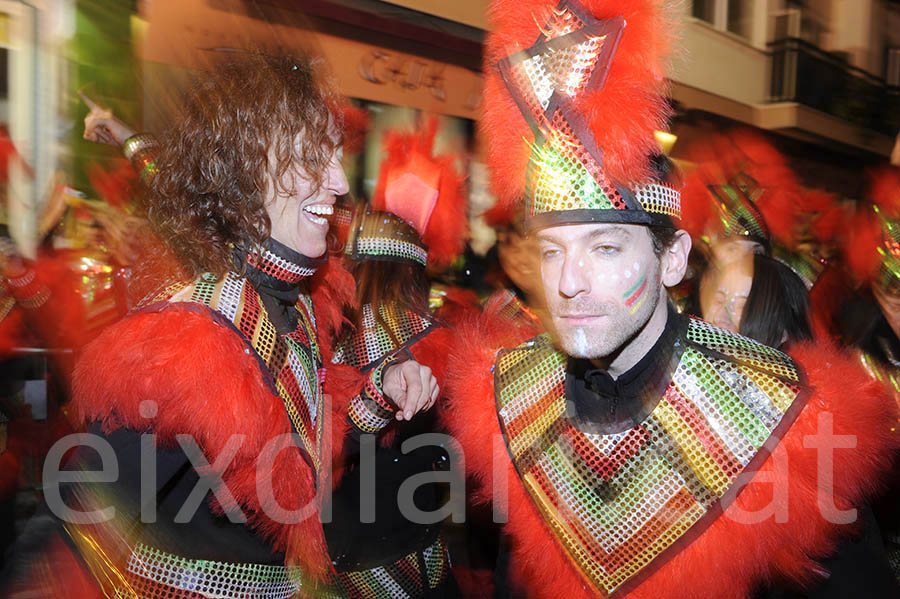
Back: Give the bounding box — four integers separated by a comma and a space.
319, 119, 467, 598
677, 131, 818, 349
6, 51, 439, 598
835, 165, 900, 584
443, 0, 900, 597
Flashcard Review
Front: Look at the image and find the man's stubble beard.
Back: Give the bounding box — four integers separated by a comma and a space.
552, 266, 661, 361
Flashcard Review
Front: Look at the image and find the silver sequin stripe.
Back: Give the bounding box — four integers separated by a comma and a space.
125, 543, 303, 599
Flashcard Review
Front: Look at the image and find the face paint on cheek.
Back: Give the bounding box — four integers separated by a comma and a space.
623, 270, 649, 315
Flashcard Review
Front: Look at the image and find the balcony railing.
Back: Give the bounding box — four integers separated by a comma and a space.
769, 37, 900, 137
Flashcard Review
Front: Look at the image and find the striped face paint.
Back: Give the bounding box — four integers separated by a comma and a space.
623, 269, 649, 314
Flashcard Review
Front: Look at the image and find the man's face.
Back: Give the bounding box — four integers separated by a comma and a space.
537, 223, 663, 360
266, 140, 349, 259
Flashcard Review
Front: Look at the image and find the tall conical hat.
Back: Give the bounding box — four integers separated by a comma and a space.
482, 0, 680, 232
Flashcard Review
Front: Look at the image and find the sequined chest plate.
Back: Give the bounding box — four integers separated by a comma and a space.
493, 319, 807, 597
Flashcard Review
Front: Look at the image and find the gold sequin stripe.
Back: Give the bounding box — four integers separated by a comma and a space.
5, 267, 50, 309
493, 319, 807, 597
0, 293, 14, 321
331, 535, 450, 599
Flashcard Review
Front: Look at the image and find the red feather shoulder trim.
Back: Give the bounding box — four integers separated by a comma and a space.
72, 307, 334, 581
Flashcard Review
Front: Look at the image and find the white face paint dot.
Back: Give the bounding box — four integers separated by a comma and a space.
578, 260, 584, 267
624, 270, 632, 279
634, 262, 640, 271
611, 274, 619, 282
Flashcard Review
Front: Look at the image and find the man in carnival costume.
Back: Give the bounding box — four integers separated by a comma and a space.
443, 0, 900, 597
6, 51, 439, 598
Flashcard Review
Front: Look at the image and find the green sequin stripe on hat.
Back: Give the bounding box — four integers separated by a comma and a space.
876, 208, 900, 294
708, 176, 769, 244
526, 142, 621, 217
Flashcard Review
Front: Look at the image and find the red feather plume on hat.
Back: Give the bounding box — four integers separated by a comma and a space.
843, 166, 900, 285
679, 128, 806, 248
481, 0, 678, 218
371, 117, 468, 270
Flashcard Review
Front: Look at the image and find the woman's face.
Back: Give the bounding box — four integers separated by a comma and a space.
699, 251, 754, 332
265, 137, 349, 259
497, 228, 544, 306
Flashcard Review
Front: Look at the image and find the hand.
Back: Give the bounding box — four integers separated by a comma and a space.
83, 107, 135, 147
382, 360, 439, 421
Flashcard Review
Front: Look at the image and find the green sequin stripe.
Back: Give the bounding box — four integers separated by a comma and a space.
685, 319, 799, 383
680, 349, 769, 447
527, 143, 618, 215
190, 276, 217, 306
496, 338, 566, 410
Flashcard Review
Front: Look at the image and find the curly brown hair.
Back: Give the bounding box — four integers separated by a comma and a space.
149, 51, 344, 277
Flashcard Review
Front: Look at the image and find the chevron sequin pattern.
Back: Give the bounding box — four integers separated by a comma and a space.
493, 318, 805, 596
333, 303, 436, 372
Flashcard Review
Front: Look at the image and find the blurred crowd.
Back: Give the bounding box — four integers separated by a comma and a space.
0, 1, 899, 598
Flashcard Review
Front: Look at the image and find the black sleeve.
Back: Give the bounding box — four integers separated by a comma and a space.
755, 505, 900, 598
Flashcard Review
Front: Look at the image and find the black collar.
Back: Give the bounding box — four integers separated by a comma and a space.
565, 304, 685, 434
235, 238, 325, 334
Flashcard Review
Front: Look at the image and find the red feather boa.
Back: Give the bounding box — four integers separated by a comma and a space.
444, 316, 900, 598
72, 305, 357, 582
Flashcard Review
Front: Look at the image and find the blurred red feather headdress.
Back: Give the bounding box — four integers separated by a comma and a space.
371, 116, 468, 270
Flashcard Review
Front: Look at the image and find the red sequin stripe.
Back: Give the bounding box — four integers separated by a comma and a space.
364, 376, 394, 412
5, 268, 47, 307
564, 424, 650, 481
247, 250, 312, 284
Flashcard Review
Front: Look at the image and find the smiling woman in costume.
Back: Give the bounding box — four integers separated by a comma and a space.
5, 51, 439, 598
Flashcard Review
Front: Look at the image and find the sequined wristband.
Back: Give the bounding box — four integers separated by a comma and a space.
122, 133, 160, 185
6, 268, 49, 309
348, 355, 400, 433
